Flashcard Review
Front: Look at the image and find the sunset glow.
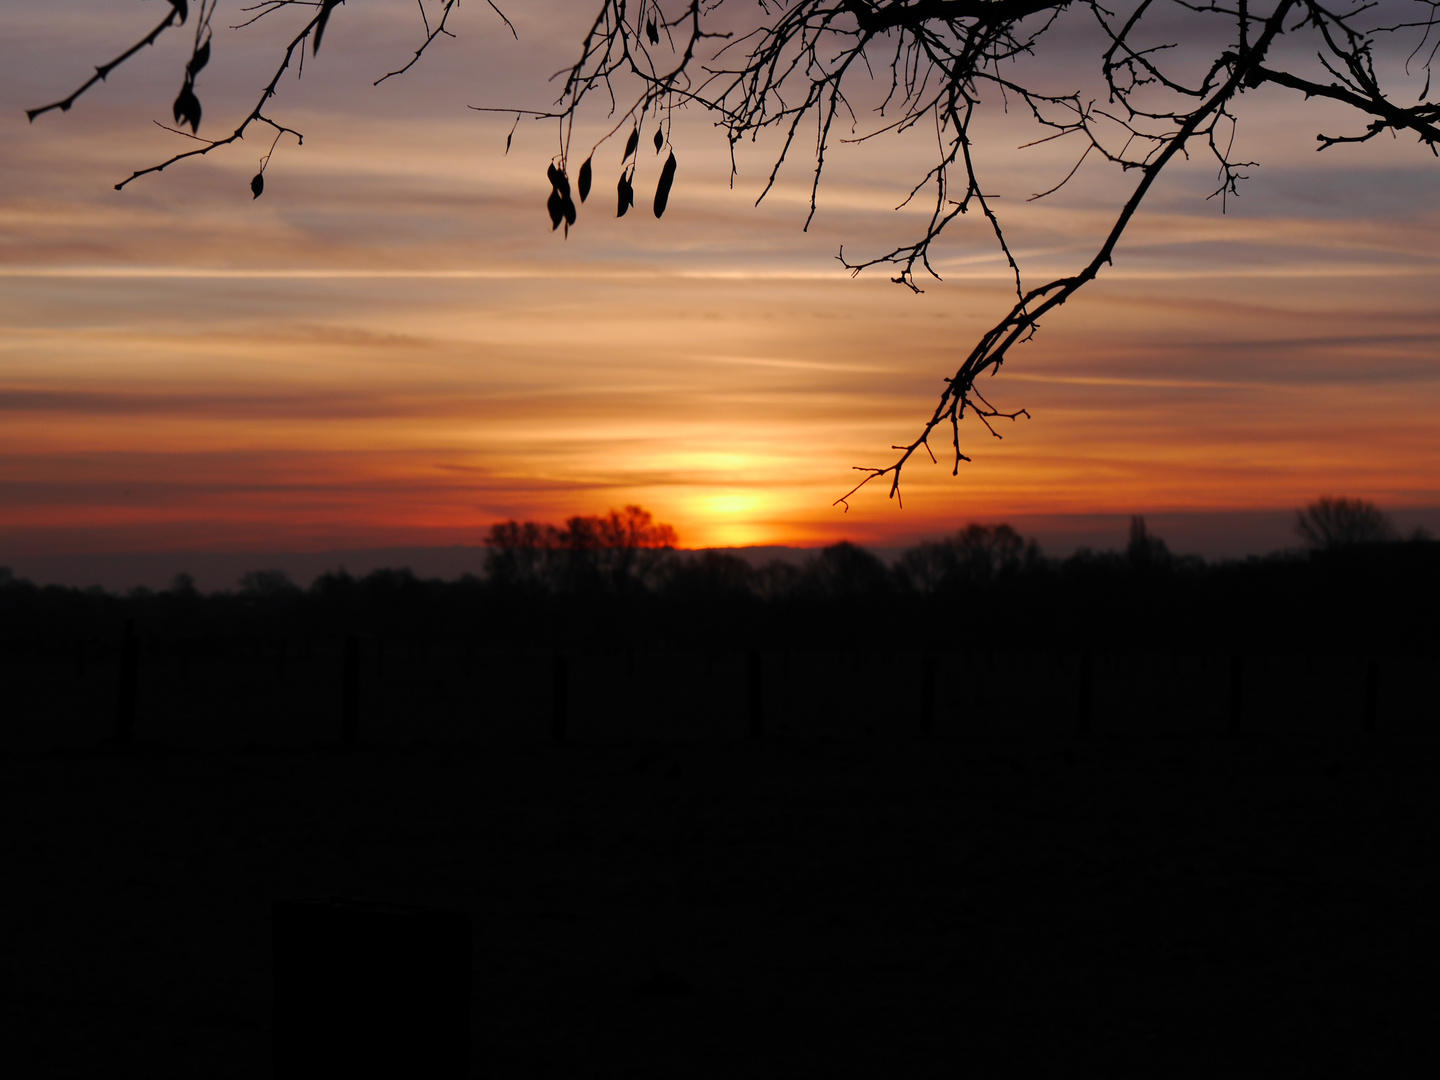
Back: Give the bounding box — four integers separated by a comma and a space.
3, 2, 1439, 569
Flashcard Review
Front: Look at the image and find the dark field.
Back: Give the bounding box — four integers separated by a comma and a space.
2, 650, 1436, 1077
5, 644, 1437, 748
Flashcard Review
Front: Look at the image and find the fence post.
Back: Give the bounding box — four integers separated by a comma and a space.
919, 654, 938, 738
1077, 649, 1093, 736
116, 620, 139, 747
1362, 658, 1379, 733
1228, 651, 1243, 736
747, 650, 763, 740
551, 652, 568, 743
341, 635, 360, 745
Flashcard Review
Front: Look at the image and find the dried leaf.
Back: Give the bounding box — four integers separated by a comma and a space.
578, 156, 592, 202
548, 189, 565, 230
654, 129, 664, 153
653, 151, 677, 218
313, 0, 341, 56
624, 128, 640, 160
187, 40, 210, 78
646, 19, 659, 45
172, 82, 201, 134
617, 172, 634, 218
169, 0, 189, 25
250, 173, 264, 199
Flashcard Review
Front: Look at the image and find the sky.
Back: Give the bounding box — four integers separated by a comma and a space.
3, 1, 1440, 582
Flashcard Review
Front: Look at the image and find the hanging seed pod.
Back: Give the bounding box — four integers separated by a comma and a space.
646, 19, 660, 45
617, 171, 635, 218
578, 156, 593, 202
250, 172, 264, 199
624, 128, 640, 160
313, 0, 340, 55
187, 39, 210, 78
547, 189, 565, 230
172, 82, 201, 134
653, 151, 677, 218
653, 129, 664, 153
547, 163, 561, 189
561, 189, 577, 227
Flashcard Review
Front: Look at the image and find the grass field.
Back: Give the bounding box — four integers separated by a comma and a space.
2, 717, 1435, 1077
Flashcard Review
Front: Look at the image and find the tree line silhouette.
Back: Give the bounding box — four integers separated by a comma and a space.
2, 501, 1435, 662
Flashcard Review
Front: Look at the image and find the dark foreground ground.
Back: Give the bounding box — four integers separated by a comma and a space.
2, 726, 1435, 1078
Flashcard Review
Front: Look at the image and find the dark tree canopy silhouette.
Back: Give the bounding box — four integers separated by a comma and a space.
1295, 496, 1398, 548
25, 2, 1440, 503
484, 505, 678, 593
896, 522, 1042, 592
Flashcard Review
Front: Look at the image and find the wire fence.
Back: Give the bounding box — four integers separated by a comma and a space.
2, 633, 1433, 751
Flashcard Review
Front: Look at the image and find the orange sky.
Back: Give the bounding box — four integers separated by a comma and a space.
3, 2, 1439, 561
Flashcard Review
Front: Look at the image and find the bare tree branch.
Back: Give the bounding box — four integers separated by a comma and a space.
26, 6, 187, 122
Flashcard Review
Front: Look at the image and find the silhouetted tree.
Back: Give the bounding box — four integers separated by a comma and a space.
239, 568, 301, 599
896, 524, 1041, 593
1295, 496, 1397, 549
25, 2, 1440, 502
1126, 516, 1172, 570
587, 505, 680, 590
480, 521, 553, 593
800, 542, 893, 598
661, 551, 757, 598
751, 558, 805, 602
484, 505, 676, 592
